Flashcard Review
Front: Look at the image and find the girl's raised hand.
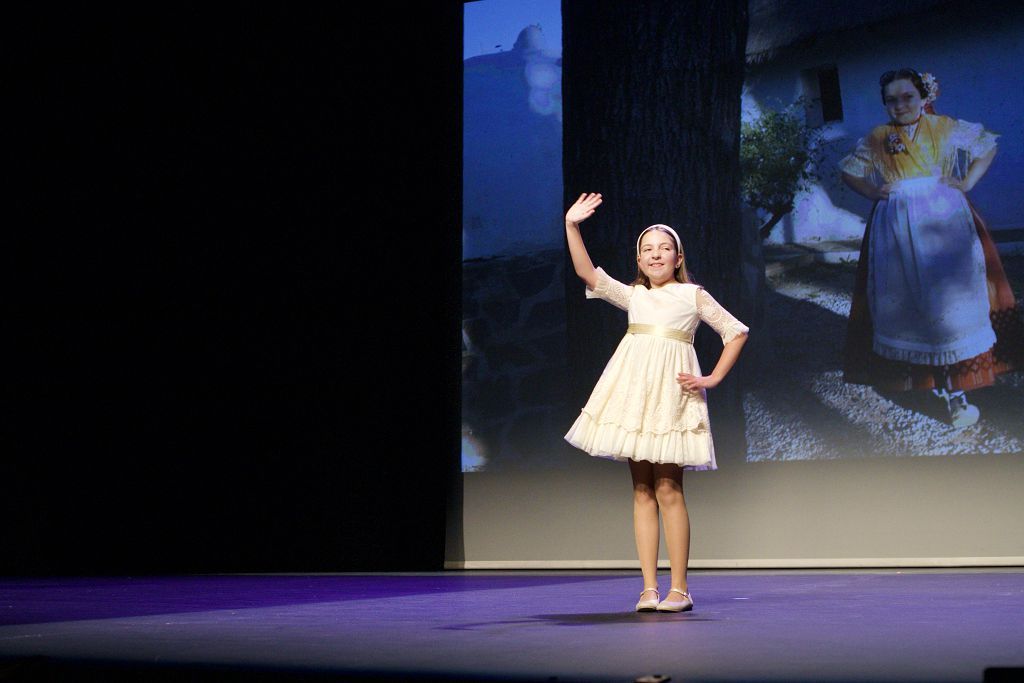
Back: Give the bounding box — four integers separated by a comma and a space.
565, 193, 603, 224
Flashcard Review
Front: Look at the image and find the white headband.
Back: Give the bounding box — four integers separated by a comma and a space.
636, 224, 682, 256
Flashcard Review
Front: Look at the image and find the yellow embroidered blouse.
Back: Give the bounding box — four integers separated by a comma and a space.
840, 113, 998, 184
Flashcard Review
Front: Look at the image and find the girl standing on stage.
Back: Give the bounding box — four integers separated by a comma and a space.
563, 192, 749, 613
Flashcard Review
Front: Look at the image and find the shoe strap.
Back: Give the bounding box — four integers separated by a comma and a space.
668, 588, 691, 598
640, 588, 660, 597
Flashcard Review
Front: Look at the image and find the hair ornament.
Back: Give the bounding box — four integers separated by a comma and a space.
636, 224, 682, 256
920, 72, 940, 105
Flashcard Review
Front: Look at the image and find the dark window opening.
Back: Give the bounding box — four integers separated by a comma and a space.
800, 64, 844, 127
818, 66, 843, 123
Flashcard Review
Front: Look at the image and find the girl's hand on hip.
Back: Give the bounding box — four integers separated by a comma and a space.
677, 372, 718, 391
566, 193, 603, 224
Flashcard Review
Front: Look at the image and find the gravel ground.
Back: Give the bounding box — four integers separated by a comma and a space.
744, 254, 1024, 462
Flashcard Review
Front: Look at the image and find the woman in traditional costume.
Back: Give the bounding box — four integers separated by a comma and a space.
840, 68, 1022, 427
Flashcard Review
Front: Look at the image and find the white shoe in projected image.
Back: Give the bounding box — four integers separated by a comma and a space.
947, 392, 980, 429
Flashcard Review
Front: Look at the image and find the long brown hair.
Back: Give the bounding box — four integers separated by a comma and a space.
631, 226, 692, 288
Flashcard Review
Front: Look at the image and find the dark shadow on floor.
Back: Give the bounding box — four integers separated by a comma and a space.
438, 612, 713, 630
0, 573, 626, 627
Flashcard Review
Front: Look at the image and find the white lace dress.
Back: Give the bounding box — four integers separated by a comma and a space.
564, 268, 749, 470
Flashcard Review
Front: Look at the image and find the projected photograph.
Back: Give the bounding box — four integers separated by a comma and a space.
739, 1, 1024, 460
461, 0, 1024, 472
461, 0, 567, 472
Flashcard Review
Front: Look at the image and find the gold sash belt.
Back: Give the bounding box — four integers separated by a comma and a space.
627, 324, 693, 344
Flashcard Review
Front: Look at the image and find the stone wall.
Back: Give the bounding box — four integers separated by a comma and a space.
461, 248, 578, 472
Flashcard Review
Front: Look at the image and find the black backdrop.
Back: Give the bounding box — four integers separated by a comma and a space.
7, 3, 463, 574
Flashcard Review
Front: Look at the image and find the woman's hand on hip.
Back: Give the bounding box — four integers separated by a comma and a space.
940, 176, 965, 192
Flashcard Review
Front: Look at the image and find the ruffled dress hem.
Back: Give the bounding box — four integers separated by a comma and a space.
564, 412, 717, 471
873, 325, 997, 366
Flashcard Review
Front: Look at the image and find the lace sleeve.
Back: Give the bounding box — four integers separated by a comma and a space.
585, 267, 633, 312
696, 287, 749, 345
838, 137, 873, 178
949, 118, 998, 159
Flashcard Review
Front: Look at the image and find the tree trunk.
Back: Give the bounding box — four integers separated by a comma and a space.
562, 0, 750, 461
759, 210, 788, 240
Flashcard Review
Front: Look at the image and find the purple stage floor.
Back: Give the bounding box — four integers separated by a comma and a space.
1, 570, 1022, 682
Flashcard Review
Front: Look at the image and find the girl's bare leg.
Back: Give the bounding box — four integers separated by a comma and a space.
628, 459, 660, 602
654, 463, 690, 593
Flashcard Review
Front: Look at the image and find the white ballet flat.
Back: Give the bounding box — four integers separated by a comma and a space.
635, 588, 660, 612
656, 588, 693, 612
